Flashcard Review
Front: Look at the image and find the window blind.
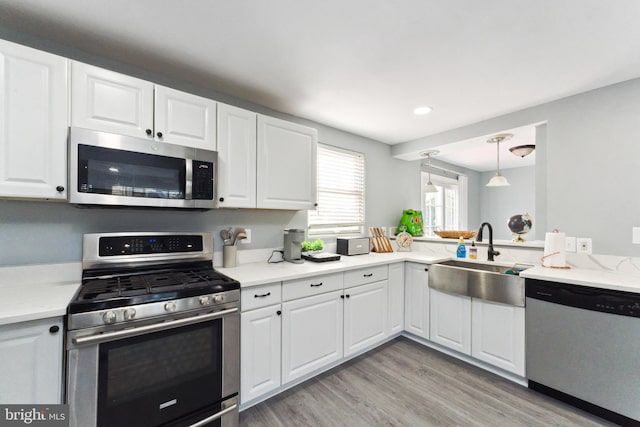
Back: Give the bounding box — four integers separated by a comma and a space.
308, 144, 365, 235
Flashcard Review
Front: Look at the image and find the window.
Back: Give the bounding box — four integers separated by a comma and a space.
421, 172, 467, 237
308, 144, 365, 236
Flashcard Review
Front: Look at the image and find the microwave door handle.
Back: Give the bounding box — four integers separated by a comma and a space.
185, 158, 193, 200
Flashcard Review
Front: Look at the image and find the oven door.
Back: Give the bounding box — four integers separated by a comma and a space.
66, 308, 239, 427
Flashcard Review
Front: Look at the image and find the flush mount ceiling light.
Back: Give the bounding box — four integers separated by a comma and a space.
486, 133, 513, 187
413, 106, 433, 115
420, 149, 440, 193
509, 144, 536, 158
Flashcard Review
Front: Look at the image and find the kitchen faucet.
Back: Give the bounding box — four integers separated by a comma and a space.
477, 222, 500, 261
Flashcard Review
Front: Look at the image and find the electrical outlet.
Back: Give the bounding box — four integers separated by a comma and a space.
242, 228, 251, 244
565, 236, 577, 253
576, 237, 592, 254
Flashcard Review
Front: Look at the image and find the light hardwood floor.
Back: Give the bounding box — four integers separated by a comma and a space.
240, 337, 614, 426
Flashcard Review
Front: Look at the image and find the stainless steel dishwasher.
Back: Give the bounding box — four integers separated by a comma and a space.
526, 278, 640, 426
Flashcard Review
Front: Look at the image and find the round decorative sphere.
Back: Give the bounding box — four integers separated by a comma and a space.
508, 213, 533, 236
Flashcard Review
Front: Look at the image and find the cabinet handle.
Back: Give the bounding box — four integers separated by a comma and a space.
146, 129, 152, 135
277, 310, 282, 316
346, 294, 350, 298
363, 273, 373, 278
310, 282, 323, 287
49, 325, 60, 334
219, 197, 225, 202
314, 203, 318, 207
254, 292, 271, 298
157, 131, 163, 138
424, 268, 429, 272
340, 295, 345, 299
56, 186, 65, 192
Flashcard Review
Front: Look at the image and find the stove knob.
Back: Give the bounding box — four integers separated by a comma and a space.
212, 294, 224, 303
199, 296, 211, 306
123, 308, 137, 320
164, 301, 177, 312
102, 311, 117, 324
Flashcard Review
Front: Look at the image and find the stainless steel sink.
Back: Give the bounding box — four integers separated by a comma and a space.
428, 260, 532, 306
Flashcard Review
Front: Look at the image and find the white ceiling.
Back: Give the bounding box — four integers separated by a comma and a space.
1, 1, 639, 161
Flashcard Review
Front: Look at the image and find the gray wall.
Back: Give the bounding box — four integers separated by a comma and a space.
479, 166, 536, 241
393, 79, 640, 256
0, 27, 416, 267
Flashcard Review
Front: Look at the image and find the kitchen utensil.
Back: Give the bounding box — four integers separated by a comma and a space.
233, 232, 247, 246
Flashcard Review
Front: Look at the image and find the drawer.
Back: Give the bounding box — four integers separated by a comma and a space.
241, 282, 282, 311
282, 273, 344, 301
344, 265, 388, 287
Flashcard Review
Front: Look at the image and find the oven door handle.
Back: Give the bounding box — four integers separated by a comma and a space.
72, 307, 238, 346
188, 402, 238, 427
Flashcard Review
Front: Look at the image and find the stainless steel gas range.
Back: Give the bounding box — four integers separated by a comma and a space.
65, 232, 239, 427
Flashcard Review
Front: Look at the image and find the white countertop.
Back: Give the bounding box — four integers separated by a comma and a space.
218, 251, 450, 287
521, 266, 640, 294
0, 262, 82, 326
3, 252, 640, 327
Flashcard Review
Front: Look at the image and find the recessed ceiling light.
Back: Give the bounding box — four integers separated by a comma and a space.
413, 106, 433, 115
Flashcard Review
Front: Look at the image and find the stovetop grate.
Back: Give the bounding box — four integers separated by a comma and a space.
77, 268, 235, 302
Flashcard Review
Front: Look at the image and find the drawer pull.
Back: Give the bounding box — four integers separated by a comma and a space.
363, 273, 373, 278
254, 292, 271, 298
310, 282, 323, 287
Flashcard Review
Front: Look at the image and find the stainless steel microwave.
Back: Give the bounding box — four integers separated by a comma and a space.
69, 127, 217, 209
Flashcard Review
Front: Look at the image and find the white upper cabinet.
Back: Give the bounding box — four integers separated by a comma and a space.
154, 85, 217, 149
0, 39, 68, 200
257, 114, 317, 210
71, 61, 153, 138
216, 103, 257, 208
72, 62, 216, 149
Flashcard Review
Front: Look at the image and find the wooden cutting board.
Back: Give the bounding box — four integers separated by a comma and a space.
369, 227, 393, 253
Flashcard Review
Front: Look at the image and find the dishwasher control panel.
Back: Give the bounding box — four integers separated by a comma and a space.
526, 279, 640, 318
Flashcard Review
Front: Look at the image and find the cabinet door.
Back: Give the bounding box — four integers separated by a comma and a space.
0, 318, 63, 403
0, 40, 68, 200
240, 305, 281, 404
154, 85, 217, 149
430, 288, 472, 354
404, 263, 430, 339
388, 263, 404, 335
281, 290, 343, 384
216, 103, 257, 208
344, 281, 388, 357
256, 114, 317, 210
471, 299, 525, 376
71, 61, 154, 138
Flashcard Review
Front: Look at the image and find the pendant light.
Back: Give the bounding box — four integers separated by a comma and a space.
486, 134, 512, 187
421, 150, 440, 193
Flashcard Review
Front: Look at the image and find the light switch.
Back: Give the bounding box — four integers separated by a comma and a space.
633, 227, 640, 245
565, 236, 577, 253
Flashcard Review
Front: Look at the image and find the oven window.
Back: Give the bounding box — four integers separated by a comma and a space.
97, 320, 222, 427
78, 144, 185, 199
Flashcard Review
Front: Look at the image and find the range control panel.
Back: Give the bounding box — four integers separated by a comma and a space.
98, 235, 204, 256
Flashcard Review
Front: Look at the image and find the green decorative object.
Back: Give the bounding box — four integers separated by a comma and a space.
396, 209, 424, 237
301, 238, 324, 252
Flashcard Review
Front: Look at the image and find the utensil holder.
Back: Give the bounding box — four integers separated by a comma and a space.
223, 245, 237, 268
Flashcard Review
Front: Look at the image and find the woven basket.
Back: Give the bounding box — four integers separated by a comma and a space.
434, 230, 477, 239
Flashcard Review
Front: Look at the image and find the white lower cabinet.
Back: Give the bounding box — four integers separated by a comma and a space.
430, 288, 471, 354
343, 280, 388, 357
471, 299, 525, 376
0, 317, 63, 404
281, 290, 344, 384
404, 262, 430, 339
240, 304, 282, 404
388, 263, 405, 335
